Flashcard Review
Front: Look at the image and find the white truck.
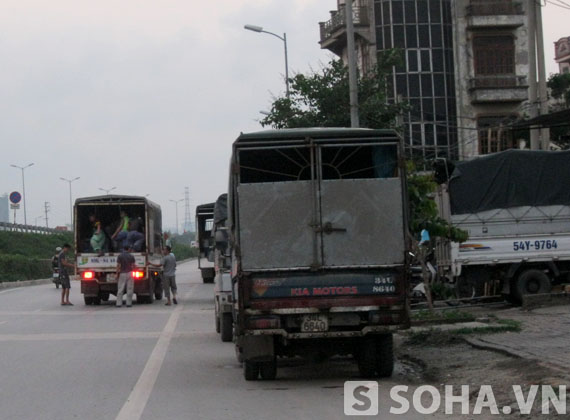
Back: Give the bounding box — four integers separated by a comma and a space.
435, 150, 570, 302
75, 195, 164, 305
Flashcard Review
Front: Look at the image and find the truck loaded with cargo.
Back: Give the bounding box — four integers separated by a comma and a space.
435, 150, 570, 302
228, 128, 410, 380
75, 195, 163, 305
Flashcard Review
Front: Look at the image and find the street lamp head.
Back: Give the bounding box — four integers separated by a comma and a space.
244, 24, 263, 32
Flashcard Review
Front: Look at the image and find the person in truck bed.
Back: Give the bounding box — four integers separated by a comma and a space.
88, 214, 106, 255
111, 210, 130, 251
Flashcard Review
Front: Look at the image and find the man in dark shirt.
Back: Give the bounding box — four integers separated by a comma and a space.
58, 244, 76, 306
115, 246, 136, 307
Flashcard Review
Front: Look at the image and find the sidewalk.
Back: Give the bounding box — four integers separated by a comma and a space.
465, 305, 570, 374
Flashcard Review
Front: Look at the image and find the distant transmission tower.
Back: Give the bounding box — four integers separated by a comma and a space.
183, 187, 191, 233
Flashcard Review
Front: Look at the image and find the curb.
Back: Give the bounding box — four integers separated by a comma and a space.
463, 336, 526, 359
0, 278, 55, 289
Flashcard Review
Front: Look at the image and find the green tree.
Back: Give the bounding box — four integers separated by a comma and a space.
260, 53, 405, 129
548, 73, 570, 108
547, 73, 570, 149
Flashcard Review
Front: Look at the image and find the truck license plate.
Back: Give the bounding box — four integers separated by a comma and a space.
301, 314, 329, 332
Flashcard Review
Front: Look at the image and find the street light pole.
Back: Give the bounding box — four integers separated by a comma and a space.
10, 163, 34, 227
169, 199, 184, 235
99, 187, 116, 195
60, 176, 80, 228
244, 24, 290, 99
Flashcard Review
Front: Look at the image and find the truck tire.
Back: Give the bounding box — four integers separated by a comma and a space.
375, 334, 394, 378
203, 277, 214, 284
215, 314, 220, 333
84, 296, 93, 305
513, 269, 551, 302
243, 360, 260, 381
221, 313, 233, 342
357, 339, 377, 378
259, 357, 277, 380
55, 283, 60, 289
92, 296, 101, 305
154, 291, 163, 300
100, 292, 110, 302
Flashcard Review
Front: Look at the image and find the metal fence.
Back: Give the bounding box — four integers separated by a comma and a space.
0, 221, 65, 235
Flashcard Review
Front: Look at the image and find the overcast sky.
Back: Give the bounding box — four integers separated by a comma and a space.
1, 1, 568, 230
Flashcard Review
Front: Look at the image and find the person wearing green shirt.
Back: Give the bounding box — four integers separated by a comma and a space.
112, 211, 130, 250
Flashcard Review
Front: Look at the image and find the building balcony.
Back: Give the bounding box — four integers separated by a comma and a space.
469, 75, 528, 103
319, 6, 371, 56
466, 1, 525, 29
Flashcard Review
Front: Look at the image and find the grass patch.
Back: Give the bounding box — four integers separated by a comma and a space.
412, 309, 476, 324
405, 319, 522, 346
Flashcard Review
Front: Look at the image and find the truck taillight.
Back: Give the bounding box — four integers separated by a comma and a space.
82, 271, 95, 280
131, 271, 145, 280
247, 316, 280, 330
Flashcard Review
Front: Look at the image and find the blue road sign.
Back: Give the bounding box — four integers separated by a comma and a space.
9, 191, 22, 204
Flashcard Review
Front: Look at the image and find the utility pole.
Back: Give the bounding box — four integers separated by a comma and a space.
44, 202, 50, 228
535, 1, 550, 150
527, 0, 539, 150
183, 187, 191, 233
346, 0, 359, 128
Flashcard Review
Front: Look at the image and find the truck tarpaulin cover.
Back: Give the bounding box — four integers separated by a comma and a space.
214, 194, 227, 225
449, 150, 570, 215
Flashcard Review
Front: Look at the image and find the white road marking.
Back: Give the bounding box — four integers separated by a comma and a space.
0, 288, 20, 295
115, 296, 187, 420
0, 332, 160, 342
0, 308, 210, 316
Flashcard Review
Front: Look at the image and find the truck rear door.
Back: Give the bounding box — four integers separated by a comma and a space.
236, 139, 405, 271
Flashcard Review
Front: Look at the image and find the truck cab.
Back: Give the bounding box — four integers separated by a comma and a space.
75, 195, 163, 305
229, 128, 410, 380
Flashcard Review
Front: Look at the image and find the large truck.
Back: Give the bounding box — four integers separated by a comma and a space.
211, 194, 234, 342
196, 202, 216, 284
75, 195, 163, 305
229, 128, 410, 380
435, 150, 570, 302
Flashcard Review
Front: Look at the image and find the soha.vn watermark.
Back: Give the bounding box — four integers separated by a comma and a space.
344, 382, 567, 416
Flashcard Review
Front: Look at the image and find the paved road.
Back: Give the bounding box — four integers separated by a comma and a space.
0, 260, 443, 420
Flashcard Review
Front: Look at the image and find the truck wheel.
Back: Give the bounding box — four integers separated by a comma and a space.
513, 269, 551, 302
100, 293, 110, 302
215, 314, 220, 333
203, 277, 214, 284
154, 291, 163, 300
92, 296, 101, 305
375, 334, 394, 378
259, 357, 277, 380
84, 296, 93, 305
55, 283, 60, 289
243, 360, 260, 381
221, 313, 233, 342
357, 339, 378, 378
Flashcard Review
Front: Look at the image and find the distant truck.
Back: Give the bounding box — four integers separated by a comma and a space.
75, 195, 163, 305
229, 128, 410, 380
435, 150, 570, 302
211, 194, 233, 342
195, 202, 215, 284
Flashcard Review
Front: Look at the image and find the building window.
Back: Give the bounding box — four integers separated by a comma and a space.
473, 36, 515, 75
478, 116, 517, 154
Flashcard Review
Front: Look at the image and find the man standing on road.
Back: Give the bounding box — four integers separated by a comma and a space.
58, 244, 76, 306
116, 245, 136, 308
149, 246, 177, 306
